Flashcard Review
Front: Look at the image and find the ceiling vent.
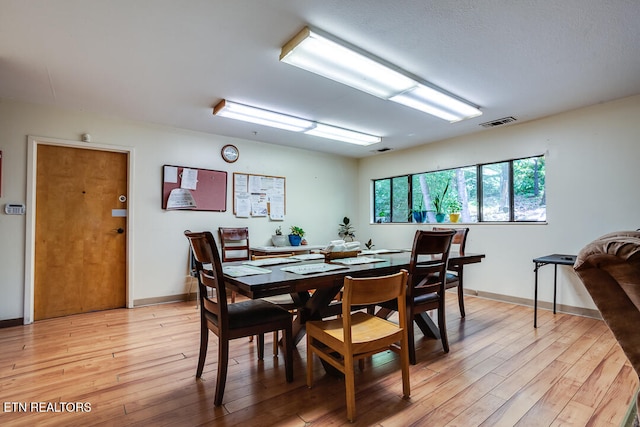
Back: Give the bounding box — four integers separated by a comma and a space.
376, 147, 392, 152
479, 116, 517, 128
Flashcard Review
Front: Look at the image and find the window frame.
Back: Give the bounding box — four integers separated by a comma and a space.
372, 154, 545, 224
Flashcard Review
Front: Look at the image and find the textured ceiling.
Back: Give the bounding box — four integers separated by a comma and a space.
1, 0, 639, 157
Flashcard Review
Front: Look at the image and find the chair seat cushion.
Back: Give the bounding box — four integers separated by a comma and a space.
379, 292, 438, 311
427, 272, 458, 283
206, 299, 291, 329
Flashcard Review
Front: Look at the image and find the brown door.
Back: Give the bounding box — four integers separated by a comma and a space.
34, 144, 127, 320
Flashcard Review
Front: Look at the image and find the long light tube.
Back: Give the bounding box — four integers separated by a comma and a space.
280, 27, 415, 99
213, 100, 313, 132
280, 26, 482, 122
213, 100, 381, 146
390, 84, 483, 122
304, 123, 380, 146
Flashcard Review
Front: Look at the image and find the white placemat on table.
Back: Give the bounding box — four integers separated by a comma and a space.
358, 249, 404, 255
330, 256, 386, 265
290, 253, 326, 261
223, 265, 272, 277
243, 257, 300, 267
281, 263, 349, 275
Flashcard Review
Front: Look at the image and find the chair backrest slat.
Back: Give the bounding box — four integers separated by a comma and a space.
344, 270, 408, 307
342, 270, 408, 344
432, 227, 469, 256
408, 230, 455, 297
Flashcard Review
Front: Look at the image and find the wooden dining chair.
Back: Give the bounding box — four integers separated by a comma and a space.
184, 230, 293, 406
433, 227, 470, 317
377, 229, 455, 364
218, 227, 250, 303
306, 270, 410, 422
218, 227, 251, 261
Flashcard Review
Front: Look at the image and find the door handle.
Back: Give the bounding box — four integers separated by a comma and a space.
114, 228, 125, 234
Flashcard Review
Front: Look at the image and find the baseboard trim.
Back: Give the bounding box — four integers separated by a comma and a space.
133, 292, 197, 307
134, 289, 601, 319
463, 288, 602, 320
0, 318, 24, 328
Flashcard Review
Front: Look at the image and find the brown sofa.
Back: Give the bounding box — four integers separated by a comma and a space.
573, 230, 640, 422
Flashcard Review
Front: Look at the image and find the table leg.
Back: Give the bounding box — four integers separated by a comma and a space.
291, 286, 342, 345
553, 264, 558, 314
415, 312, 440, 339
375, 307, 439, 339
534, 262, 540, 328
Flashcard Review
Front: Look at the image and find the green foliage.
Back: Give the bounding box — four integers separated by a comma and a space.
338, 217, 356, 241
289, 226, 305, 237
432, 179, 450, 214
365, 239, 375, 250
448, 199, 461, 213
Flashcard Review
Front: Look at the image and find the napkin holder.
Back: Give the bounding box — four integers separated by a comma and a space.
320, 249, 360, 261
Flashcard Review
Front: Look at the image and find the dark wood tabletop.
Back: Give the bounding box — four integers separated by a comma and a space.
223, 251, 486, 299
224, 251, 485, 346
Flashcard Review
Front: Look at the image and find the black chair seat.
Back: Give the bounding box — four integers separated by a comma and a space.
379, 292, 439, 311
205, 299, 291, 329
428, 272, 458, 286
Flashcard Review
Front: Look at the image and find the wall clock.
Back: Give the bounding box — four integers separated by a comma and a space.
221, 144, 239, 163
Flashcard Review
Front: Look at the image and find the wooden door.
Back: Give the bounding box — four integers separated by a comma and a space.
34, 145, 127, 320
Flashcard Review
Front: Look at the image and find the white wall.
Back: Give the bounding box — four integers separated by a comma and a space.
358, 94, 640, 313
0, 99, 358, 321
2, 95, 639, 322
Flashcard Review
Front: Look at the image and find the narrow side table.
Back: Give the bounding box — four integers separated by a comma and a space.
532, 254, 577, 327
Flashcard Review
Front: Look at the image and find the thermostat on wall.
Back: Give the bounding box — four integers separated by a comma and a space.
4, 203, 25, 215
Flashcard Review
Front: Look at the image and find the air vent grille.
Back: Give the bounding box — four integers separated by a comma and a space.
376, 147, 392, 152
479, 116, 517, 128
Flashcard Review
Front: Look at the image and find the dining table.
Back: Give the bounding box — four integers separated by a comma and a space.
222, 250, 485, 346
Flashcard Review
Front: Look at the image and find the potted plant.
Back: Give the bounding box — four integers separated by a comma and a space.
338, 217, 356, 241
271, 225, 288, 247
448, 199, 462, 223
376, 211, 389, 223
288, 226, 305, 246
432, 180, 450, 223
365, 238, 375, 250
411, 199, 427, 223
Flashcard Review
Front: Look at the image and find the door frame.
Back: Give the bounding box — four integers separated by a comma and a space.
24, 135, 135, 324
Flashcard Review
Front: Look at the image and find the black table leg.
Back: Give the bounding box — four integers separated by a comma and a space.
534, 262, 540, 328
415, 312, 440, 339
553, 264, 558, 314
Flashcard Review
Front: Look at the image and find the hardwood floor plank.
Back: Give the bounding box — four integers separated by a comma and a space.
481, 359, 573, 426
0, 296, 636, 426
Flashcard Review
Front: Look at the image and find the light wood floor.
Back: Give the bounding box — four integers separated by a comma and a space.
1, 293, 637, 426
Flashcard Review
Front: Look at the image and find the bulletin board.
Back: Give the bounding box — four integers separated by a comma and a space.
162, 165, 227, 211
232, 172, 286, 219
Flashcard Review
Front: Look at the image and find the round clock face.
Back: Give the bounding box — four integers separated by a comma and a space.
221, 144, 239, 163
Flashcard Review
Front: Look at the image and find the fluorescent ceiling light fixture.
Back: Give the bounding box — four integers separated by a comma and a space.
280, 26, 482, 122
213, 100, 381, 146
280, 27, 415, 99
304, 123, 380, 146
213, 100, 313, 132
390, 84, 483, 122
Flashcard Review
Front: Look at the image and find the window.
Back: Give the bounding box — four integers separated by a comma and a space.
373, 155, 545, 223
